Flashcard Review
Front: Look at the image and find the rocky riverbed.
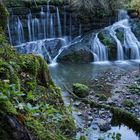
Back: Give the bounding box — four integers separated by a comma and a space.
71, 67, 140, 135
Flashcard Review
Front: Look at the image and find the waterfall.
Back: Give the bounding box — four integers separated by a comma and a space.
109, 21, 124, 60
64, 6, 67, 36
92, 34, 108, 61
17, 17, 25, 44
7, 19, 12, 45
123, 21, 140, 59
109, 19, 140, 60
47, 0, 50, 38
69, 13, 72, 42
56, 7, 62, 37
118, 9, 129, 21
27, 12, 32, 41
50, 14, 55, 38
40, 7, 46, 39
32, 18, 40, 41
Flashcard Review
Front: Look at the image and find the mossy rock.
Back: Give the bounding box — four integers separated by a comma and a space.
72, 83, 90, 98
80, 135, 86, 140
96, 94, 107, 101
123, 99, 134, 108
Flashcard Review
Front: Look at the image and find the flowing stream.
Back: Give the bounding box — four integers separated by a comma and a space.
49, 61, 140, 140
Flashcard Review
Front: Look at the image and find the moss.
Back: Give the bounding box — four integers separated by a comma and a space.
37, 56, 54, 87
0, 6, 76, 138
116, 30, 124, 42
96, 94, 107, 101
0, 2, 9, 29
123, 99, 134, 108
128, 84, 140, 95
0, 100, 17, 115
111, 107, 140, 132
0, 60, 20, 89
73, 83, 90, 98
80, 135, 86, 140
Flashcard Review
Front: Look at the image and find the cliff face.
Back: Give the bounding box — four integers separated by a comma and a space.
0, 2, 76, 140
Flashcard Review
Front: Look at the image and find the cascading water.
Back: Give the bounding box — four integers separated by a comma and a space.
56, 7, 62, 37
8, 0, 64, 45
109, 21, 124, 60
50, 14, 55, 38
92, 34, 108, 61
64, 6, 67, 36
27, 12, 32, 42
118, 9, 129, 21
32, 18, 40, 41
40, 7, 46, 39
17, 17, 25, 44
7, 19, 12, 45
123, 20, 140, 59
7, 7, 140, 63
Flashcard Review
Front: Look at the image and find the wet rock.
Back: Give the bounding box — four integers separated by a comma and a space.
73, 101, 81, 107
91, 123, 99, 130
98, 119, 111, 132
12, 7, 30, 15
88, 116, 93, 121
128, 10, 139, 18
77, 112, 82, 116
44, 39, 62, 59
57, 49, 94, 63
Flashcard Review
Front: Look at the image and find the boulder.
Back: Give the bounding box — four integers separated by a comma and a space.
128, 10, 139, 18
57, 49, 94, 63
72, 83, 90, 98
57, 35, 94, 63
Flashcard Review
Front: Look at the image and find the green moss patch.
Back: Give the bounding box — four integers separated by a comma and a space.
72, 83, 90, 98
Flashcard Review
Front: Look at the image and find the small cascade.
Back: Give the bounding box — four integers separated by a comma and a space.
92, 34, 108, 61
64, 6, 67, 36
40, 7, 46, 39
56, 7, 62, 37
46, 0, 50, 38
31, 18, 40, 41
27, 12, 32, 42
109, 21, 124, 60
7, 19, 12, 45
50, 14, 55, 38
17, 17, 25, 44
109, 19, 140, 60
118, 9, 129, 21
123, 21, 140, 59
69, 13, 72, 41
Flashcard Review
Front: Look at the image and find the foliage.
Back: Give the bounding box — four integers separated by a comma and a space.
126, 0, 140, 11
0, 2, 9, 29
71, 0, 126, 15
